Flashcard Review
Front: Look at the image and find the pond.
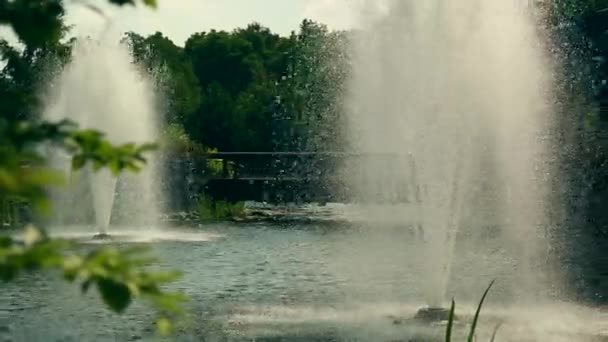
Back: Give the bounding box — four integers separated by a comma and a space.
1, 223, 606, 341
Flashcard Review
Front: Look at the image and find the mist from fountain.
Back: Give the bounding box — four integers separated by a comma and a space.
44, 36, 162, 233
345, 0, 555, 307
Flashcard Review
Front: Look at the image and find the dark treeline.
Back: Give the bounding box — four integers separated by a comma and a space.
1, 19, 348, 154
1, 3, 605, 157
544, 1, 608, 303
140, 20, 346, 153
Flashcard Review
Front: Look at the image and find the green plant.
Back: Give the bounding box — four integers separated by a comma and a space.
489, 322, 502, 342
196, 195, 244, 221
215, 200, 244, 219
230, 201, 245, 217
0, 119, 185, 334
468, 280, 495, 342
196, 195, 215, 221
1, 226, 186, 333
444, 280, 495, 342
161, 123, 213, 157
446, 299, 456, 342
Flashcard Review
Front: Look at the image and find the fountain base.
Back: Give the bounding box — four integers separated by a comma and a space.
391, 306, 455, 326
414, 307, 454, 322
92, 232, 112, 240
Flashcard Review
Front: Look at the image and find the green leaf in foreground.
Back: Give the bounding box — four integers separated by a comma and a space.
0, 227, 186, 334
467, 279, 495, 342
97, 278, 132, 313
156, 317, 172, 336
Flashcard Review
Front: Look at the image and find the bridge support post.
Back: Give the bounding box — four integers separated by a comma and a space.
222, 159, 229, 178
262, 186, 270, 203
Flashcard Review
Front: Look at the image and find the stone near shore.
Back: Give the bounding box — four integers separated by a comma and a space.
92, 232, 112, 240
414, 307, 454, 322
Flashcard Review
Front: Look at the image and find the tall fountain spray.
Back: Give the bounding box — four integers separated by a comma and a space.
346, 0, 554, 307
44, 36, 162, 233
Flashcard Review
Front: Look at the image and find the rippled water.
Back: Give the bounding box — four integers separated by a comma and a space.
1, 223, 606, 341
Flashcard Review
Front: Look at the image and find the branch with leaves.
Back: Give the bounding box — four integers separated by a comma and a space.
0, 2, 188, 331
0, 117, 186, 335
1, 226, 186, 334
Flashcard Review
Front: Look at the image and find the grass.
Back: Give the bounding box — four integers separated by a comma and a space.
196, 195, 244, 221
445, 280, 496, 342
446, 299, 456, 342
489, 322, 503, 342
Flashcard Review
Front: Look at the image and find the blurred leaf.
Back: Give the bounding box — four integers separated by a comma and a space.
156, 317, 172, 336
22, 225, 43, 247
126, 163, 141, 172
0, 264, 17, 282
109, 160, 121, 175
148, 292, 187, 313
81, 279, 92, 293
62, 255, 83, 282
0, 169, 18, 191
0, 0, 185, 335
142, 0, 157, 8
97, 278, 132, 313
2, 0, 66, 48
138, 142, 159, 153
22, 169, 64, 187
107, 0, 157, 8
32, 197, 51, 216
71, 155, 86, 170
0, 237, 12, 248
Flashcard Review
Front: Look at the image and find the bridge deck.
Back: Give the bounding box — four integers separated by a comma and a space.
184, 151, 418, 182
197, 151, 414, 157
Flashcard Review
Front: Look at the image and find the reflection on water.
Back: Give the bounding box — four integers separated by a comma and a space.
1, 223, 606, 341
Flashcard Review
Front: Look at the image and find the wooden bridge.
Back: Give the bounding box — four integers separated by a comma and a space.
194, 151, 416, 181
166, 151, 420, 205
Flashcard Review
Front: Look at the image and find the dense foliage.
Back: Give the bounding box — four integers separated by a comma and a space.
546, 0, 608, 303
120, 20, 348, 153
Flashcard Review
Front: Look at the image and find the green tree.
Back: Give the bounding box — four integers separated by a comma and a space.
182, 24, 294, 152
233, 23, 293, 78
541, 0, 608, 303
232, 77, 276, 150
186, 30, 258, 96
123, 31, 201, 125
287, 20, 350, 152
0, 27, 74, 122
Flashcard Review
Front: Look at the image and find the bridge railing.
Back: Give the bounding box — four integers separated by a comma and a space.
191, 151, 418, 182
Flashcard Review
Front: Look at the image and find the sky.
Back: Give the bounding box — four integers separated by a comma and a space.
62, 0, 369, 45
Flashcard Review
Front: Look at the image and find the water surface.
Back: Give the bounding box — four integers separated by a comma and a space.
1, 223, 606, 341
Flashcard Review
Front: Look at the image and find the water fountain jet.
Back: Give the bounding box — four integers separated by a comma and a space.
345, 0, 554, 309
44, 35, 162, 235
